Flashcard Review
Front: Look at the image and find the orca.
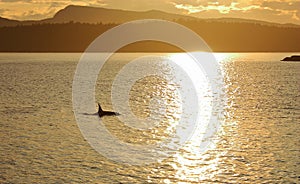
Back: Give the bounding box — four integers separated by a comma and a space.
98, 103, 120, 117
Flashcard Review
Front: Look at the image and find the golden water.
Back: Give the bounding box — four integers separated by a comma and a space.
0, 53, 299, 183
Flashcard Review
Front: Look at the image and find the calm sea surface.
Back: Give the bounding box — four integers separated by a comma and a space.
0, 53, 299, 183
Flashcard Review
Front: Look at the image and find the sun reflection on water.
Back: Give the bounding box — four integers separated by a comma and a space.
213, 53, 241, 63
162, 52, 228, 182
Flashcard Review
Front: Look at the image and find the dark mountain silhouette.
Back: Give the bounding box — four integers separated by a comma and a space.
0, 5, 199, 27
0, 5, 299, 52
49, 5, 199, 24
0, 17, 20, 27
1, 5, 299, 28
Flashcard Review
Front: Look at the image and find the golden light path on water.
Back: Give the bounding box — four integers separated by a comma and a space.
159, 52, 231, 183
213, 53, 240, 63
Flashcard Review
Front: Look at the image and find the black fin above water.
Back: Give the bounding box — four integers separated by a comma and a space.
98, 103, 120, 117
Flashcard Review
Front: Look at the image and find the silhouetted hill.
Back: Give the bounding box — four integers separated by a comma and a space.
0, 5, 199, 27
48, 5, 199, 24
0, 17, 20, 27
1, 5, 299, 28
0, 5, 299, 52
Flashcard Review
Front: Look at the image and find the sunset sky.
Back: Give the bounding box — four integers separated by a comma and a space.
0, 0, 299, 25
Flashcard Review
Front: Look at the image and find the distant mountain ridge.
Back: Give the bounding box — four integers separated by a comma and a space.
0, 5, 299, 52
0, 5, 299, 28
50, 5, 198, 24
0, 17, 21, 27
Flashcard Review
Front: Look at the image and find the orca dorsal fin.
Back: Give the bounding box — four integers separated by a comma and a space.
98, 103, 103, 114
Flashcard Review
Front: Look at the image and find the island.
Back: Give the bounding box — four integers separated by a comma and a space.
281, 55, 300, 62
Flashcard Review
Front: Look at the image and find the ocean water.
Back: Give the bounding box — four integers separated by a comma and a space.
0, 52, 299, 183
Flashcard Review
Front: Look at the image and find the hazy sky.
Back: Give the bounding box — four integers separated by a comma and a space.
0, 0, 299, 24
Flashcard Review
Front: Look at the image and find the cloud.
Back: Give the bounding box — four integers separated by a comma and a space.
296, 9, 300, 19
8, 8, 57, 20
187, 6, 292, 24
98, 0, 178, 13
174, 2, 260, 14
49, 2, 66, 8
20, 10, 50, 20
172, 0, 300, 24
0, 8, 9, 14
88, 0, 107, 7
0, 0, 31, 2
0, 0, 92, 20
260, 1, 300, 22
262, 1, 300, 11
